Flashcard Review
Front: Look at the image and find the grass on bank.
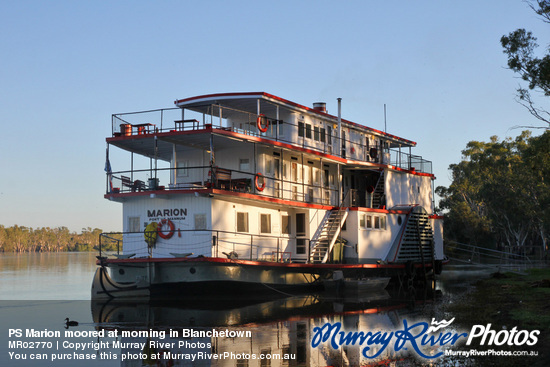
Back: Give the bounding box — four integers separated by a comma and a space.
446, 267, 550, 366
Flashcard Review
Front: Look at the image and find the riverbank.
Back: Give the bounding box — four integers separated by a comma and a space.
446, 267, 550, 366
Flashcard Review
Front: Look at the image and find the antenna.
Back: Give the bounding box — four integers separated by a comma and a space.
384, 104, 387, 133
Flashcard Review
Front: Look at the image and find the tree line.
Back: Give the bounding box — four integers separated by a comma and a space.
0, 225, 105, 253
436, 130, 549, 258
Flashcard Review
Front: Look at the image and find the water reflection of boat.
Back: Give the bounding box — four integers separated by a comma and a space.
91, 291, 439, 366
322, 270, 391, 295
91, 292, 392, 328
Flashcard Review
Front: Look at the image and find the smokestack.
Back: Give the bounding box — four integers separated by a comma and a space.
312, 102, 327, 113
337, 98, 342, 157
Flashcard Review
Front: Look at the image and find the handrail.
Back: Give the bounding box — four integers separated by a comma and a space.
110, 106, 433, 173
106, 165, 339, 206
99, 230, 308, 263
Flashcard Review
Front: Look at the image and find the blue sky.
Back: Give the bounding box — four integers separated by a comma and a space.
1, 0, 547, 232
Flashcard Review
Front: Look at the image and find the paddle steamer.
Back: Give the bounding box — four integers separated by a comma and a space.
92, 92, 444, 299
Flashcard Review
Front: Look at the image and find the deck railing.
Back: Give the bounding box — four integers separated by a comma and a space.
98, 230, 311, 263
110, 107, 433, 174
106, 166, 340, 206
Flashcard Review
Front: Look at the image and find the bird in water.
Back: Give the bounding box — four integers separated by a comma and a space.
64, 318, 78, 328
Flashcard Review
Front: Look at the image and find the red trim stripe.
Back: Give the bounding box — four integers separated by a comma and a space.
101, 256, 407, 269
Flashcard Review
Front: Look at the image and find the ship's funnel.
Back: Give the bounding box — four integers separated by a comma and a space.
312, 102, 327, 113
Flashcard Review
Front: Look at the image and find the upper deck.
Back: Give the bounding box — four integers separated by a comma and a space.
105, 92, 433, 208
109, 92, 430, 168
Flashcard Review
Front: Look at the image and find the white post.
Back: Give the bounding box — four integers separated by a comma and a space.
337, 98, 342, 158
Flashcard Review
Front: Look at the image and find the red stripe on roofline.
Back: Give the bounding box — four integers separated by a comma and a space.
174, 92, 416, 146
174, 92, 266, 104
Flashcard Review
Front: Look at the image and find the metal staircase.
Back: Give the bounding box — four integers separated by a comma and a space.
309, 200, 349, 264
372, 170, 385, 209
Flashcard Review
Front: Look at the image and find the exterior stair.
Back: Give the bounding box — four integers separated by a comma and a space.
372, 170, 385, 209
309, 208, 349, 264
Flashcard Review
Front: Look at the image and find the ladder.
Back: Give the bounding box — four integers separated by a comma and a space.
309, 193, 350, 264
372, 170, 385, 208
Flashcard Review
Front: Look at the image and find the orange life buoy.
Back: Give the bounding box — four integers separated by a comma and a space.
255, 172, 265, 191
257, 114, 269, 133
158, 219, 175, 239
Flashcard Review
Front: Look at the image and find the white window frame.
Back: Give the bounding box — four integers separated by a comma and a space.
260, 213, 271, 234
237, 212, 249, 233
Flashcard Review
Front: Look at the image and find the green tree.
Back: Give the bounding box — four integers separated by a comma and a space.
501, 0, 550, 127
437, 131, 549, 256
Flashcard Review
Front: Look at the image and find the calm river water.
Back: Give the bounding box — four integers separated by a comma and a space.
1, 252, 494, 367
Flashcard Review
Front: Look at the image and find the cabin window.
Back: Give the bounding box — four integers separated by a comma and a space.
292, 186, 298, 201
278, 120, 284, 137
239, 158, 250, 172
364, 215, 386, 230
281, 215, 290, 234
304, 166, 310, 184
177, 160, 189, 177
265, 155, 273, 175
291, 162, 298, 182
314, 126, 320, 141
360, 214, 366, 229
305, 124, 312, 139
237, 212, 249, 233
274, 158, 280, 179
296, 238, 306, 255
194, 214, 207, 230
327, 126, 332, 144
320, 128, 326, 143
128, 217, 140, 233
313, 168, 320, 185
260, 214, 271, 234
296, 213, 306, 236
298, 121, 305, 137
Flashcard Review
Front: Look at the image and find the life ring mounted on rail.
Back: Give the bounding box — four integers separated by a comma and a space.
158, 219, 175, 239
257, 114, 269, 133
255, 172, 266, 191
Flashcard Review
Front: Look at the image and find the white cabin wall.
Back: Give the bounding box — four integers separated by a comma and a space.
171, 146, 209, 188
288, 112, 334, 154
213, 142, 254, 178
385, 170, 433, 211
342, 211, 404, 263
122, 195, 212, 258
212, 199, 295, 261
